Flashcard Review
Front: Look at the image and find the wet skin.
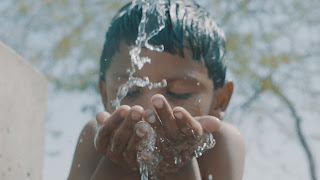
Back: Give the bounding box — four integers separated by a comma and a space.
96, 43, 223, 173
68, 43, 245, 180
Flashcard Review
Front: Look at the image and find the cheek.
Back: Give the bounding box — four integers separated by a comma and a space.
197, 98, 212, 115
106, 101, 115, 113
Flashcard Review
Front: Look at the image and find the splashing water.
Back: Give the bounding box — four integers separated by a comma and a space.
112, 0, 168, 109
136, 122, 158, 180
208, 174, 213, 180
111, 0, 167, 179
174, 155, 182, 165
111, 0, 217, 179
194, 133, 216, 158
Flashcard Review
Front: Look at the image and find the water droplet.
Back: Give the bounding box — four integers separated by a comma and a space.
161, 79, 167, 87
208, 174, 213, 180
174, 156, 182, 164
193, 133, 216, 158
191, 130, 195, 137
110, 142, 114, 152
194, 150, 201, 158
197, 82, 200, 86
77, 164, 81, 168
140, 164, 148, 180
79, 138, 83, 143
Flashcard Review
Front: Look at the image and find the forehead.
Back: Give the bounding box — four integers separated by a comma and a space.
106, 43, 213, 86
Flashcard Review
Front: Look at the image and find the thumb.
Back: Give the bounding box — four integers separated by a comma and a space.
194, 116, 221, 133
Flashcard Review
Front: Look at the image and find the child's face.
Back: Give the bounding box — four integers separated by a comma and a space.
101, 43, 217, 117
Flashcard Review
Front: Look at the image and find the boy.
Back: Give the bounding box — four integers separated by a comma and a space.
68, 0, 245, 179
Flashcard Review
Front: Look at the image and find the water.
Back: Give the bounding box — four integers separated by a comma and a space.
136, 121, 160, 180
111, 0, 217, 179
194, 133, 216, 158
112, 0, 168, 109
111, 0, 167, 179
174, 156, 182, 165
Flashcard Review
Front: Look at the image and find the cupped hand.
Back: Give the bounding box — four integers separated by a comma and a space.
94, 94, 221, 174
94, 105, 154, 169
143, 94, 221, 173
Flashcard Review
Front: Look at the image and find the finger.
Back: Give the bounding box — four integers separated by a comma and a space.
151, 94, 180, 140
173, 106, 203, 138
112, 105, 144, 158
96, 111, 110, 126
194, 116, 221, 133
95, 105, 130, 154
144, 109, 157, 124
143, 109, 161, 133
125, 121, 153, 166
99, 105, 130, 129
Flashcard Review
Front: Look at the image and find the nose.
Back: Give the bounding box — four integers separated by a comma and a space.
139, 89, 162, 111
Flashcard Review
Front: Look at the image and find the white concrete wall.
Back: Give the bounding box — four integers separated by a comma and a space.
0, 41, 47, 180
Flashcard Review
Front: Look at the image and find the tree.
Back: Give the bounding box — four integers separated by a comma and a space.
0, 0, 319, 179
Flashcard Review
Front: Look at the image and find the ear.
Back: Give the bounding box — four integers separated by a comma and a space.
209, 80, 234, 120
99, 79, 108, 110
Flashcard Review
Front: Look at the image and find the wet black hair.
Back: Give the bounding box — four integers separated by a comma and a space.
100, 0, 227, 89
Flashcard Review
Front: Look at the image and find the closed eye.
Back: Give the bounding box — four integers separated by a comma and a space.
167, 91, 191, 99
126, 90, 140, 97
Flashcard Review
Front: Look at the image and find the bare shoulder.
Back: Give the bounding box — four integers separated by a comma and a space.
198, 122, 246, 180
68, 119, 103, 180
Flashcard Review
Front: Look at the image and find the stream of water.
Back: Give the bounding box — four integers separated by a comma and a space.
112, 0, 216, 179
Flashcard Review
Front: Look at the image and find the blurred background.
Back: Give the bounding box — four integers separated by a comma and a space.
0, 0, 319, 179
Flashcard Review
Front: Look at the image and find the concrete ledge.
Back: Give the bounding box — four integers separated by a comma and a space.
0, 41, 47, 180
